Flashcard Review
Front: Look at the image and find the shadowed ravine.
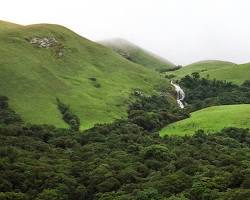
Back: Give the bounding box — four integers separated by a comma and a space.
171, 81, 185, 108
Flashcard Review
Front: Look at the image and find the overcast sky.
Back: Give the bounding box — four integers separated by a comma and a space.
1, 0, 250, 65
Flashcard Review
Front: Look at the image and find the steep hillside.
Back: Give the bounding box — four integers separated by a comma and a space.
0, 21, 172, 129
160, 104, 250, 136
100, 38, 175, 71
0, 20, 21, 32
166, 60, 250, 84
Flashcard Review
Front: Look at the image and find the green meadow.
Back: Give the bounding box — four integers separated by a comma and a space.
160, 104, 250, 136
167, 60, 250, 84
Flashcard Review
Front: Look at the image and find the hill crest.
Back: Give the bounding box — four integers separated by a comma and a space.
100, 38, 175, 71
0, 20, 173, 129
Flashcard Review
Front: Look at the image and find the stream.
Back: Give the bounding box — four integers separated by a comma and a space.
171, 81, 185, 109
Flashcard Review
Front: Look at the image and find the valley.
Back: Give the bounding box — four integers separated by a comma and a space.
1, 19, 250, 200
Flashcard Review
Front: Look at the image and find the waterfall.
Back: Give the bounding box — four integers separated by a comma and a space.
171, 81, 185, 109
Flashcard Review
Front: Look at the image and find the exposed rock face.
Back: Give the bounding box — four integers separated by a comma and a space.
29, 37, 64, 58
30, 37, 58, 48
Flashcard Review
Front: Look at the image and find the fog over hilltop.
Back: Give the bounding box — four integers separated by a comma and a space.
1, 0, 250, 65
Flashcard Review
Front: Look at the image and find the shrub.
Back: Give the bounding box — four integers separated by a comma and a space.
56, 98, 80, 131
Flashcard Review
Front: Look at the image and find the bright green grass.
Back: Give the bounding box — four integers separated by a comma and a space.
0, 21, 173, 129
160, 104, 250, 136
167, 60, 250, 84
100, 38, 174, 71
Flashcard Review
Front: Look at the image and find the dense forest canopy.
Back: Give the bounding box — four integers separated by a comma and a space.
178, 72, 250, 111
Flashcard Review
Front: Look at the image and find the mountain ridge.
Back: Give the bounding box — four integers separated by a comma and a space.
0, 20, 173, 129
166, 60, 250, 84
100, 38, 175, 71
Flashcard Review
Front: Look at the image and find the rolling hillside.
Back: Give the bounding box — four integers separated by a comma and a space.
100, 38, 175, 71
167, 60, 250, 84
160, 104, 250, 136
0, 20, 173, 129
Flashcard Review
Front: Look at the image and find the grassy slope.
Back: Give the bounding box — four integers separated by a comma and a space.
0, 21, 172, 129
100, 38, 175, 71
167, 60, 250, 84
160, 104, 250, 136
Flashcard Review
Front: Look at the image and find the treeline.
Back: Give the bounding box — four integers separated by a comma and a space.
179, 73, 250, 111
1, 121, 250, 199
127, 92, 189, 132
0, 96, 22, 125
1, 96, 250, 199
56, 98, 80, 131
157, 65, 182, 73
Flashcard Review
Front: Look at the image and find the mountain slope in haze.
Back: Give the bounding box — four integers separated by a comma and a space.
100, 38, 175, 71
0, 20, 173, 129
166, 60, 250, 84
160, 104, 250, 136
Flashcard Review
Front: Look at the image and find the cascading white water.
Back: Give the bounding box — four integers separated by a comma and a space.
171, 81, 185, 109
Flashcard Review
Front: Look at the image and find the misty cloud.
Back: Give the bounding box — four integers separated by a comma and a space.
1, 0, 250, 65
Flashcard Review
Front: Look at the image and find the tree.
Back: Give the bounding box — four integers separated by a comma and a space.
136, 188, 162, 200
0, 192, 27, 200
35, 189, 63, 200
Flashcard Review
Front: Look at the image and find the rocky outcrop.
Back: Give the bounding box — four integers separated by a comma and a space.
30, 37, 58, 48
29, 37, 64, 58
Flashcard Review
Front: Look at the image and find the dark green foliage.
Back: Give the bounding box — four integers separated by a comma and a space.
157, 65, 182, 73
93, 82, 101, 88
56, 98, 80, 131
179, 73, 250, 111
165, 74, 176, 79
128, 94, 189, 132
0, 192, 27, 200
135, 188, 161, 200
0, 96, 22, 125
88, 77, 101, 88
88, 77, 97, 82
1, 118, 250, 199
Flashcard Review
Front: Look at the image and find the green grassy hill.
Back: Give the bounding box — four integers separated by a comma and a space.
0, 20, 172, 129
167, 60, 250, 84
160, 104, 250, 136
100, 38, 175, 71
